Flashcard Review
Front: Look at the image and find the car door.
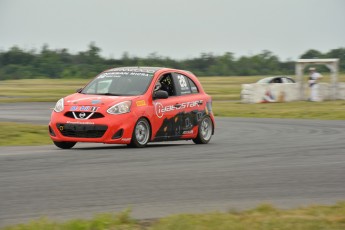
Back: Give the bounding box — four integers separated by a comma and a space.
151, 73, 186, 141
151, 72, 207, 141
170, 73, 206, 138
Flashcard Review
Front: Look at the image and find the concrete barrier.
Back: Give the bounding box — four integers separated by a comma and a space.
241, 83, 345, 103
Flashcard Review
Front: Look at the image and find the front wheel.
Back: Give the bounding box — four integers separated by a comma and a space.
128, 118, 151, 148
53, 141, 76, 149
193, 116, 213, 144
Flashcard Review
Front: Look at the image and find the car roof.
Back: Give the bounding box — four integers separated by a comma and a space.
103, 66, 194, 75
257, 76, 294, 83
104, 66, 165, 73
257, 76, 275, 83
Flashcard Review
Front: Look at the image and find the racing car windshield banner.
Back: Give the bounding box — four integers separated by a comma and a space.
97, 71, 154, 79
82, 71, 154, 96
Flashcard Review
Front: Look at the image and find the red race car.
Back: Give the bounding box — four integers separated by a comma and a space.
49, 67, 215, 149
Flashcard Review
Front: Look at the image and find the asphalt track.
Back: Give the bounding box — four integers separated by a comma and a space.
0, 103, 345, 226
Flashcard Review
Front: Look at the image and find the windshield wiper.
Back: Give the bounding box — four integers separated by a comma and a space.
99, 93, 122, 96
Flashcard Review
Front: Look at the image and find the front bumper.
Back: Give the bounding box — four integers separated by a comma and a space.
49, 111, 137, 144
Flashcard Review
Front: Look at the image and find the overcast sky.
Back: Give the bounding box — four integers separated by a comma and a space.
1, 0, 344, 61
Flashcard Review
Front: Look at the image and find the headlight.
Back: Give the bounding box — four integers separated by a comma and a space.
107, 101, 132, 114
54, 98, 64, 112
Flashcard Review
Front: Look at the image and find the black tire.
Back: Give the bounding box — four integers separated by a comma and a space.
53, 141, 76, 149
128, 118, 151, 148
193, 116, 213, 144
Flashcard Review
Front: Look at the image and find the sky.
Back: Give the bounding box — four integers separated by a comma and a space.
1, 0, 344, 61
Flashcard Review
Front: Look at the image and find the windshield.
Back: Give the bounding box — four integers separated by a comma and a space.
257, 77, 273, 84
81, 71, 154, 96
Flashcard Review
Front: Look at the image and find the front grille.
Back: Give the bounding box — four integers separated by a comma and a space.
64, 112, 105, 119
57, 123, 107, 138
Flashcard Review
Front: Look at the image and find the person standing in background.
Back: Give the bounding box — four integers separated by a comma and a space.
308, 67, 323, 101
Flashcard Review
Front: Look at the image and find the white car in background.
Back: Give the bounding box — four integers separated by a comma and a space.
241, 76, 297, 103
256, 76, 296, 84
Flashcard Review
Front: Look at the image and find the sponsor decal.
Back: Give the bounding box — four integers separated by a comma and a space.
154, 100, 203, 118
97, 71, 152, 79
69, 106, 99, 112
136, 100, 146, 107
66, 121, 95, 125
71, 106, 78, 111
155, 102, 164, 118
108, 68, 155, 73
153, 110, 206, 141
80, 106, 90, 111
129, 72, 151, 77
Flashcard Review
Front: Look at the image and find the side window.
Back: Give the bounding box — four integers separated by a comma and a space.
172, 73, 193, 96
158, 73, 176, 96
271, 78, 282, 83
188, 78, 199, 94
284, 78, 294, 83
178, 74, 191, 95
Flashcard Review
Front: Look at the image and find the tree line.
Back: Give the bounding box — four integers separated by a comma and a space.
0, 43, 344, 80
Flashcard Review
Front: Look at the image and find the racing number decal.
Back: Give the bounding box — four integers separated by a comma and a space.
177, 75, 187, 88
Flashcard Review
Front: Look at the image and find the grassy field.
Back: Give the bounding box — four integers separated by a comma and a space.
3, 202, 345, 230
0, 79, 90, 103
0, 122, 52, 146
198, 76, 260, 100
213, 100, 345, 119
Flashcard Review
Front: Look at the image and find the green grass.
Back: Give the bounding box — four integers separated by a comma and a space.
213, 100, 345, 120
198, 76, 260, 100
3, 202, 345, 230
0, 122, 51, 146
0, 79, 90, 103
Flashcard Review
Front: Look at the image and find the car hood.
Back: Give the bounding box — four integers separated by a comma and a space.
64, 93, 139, 107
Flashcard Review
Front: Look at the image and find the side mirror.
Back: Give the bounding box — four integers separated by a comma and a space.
153, 90, 169, 99
76, 88, 83, 93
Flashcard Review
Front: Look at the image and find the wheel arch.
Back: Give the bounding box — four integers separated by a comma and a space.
199, 114, 215, 135
137, 116, 153, 140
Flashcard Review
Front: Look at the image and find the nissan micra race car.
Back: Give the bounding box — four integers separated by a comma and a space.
49, 67, 215, 149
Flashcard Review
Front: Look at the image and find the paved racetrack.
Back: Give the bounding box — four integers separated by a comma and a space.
0, 103, 345, 226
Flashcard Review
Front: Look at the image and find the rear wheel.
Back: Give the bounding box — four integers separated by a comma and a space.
193, 116, 213, 144
53, 141, 76, 149
129, 118, 151, 148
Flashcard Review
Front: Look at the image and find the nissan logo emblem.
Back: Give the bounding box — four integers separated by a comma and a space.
79, 112, 86, 118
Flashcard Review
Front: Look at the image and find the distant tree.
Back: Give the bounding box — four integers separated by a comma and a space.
208, 52, 236, 76
0, 44, 342, 80
325, 48, 345, 71
256, 50, 281, 75
300, 49, 324, 59
0, 46, 35, 66
34, 44, 65, 78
